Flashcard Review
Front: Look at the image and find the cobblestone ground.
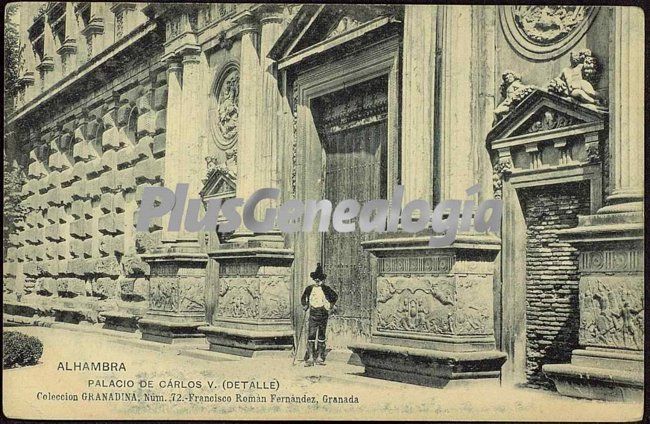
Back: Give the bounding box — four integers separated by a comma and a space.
3, 325, 642, 421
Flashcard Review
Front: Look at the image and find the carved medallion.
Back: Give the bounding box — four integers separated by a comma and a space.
210, 64, 239, 150
500, 6, 598, 60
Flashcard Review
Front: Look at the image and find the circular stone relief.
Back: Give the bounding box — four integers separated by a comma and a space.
210, 64, 240, 150
500, 6, 599, 61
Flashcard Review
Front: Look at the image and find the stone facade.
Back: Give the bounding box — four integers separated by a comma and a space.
3, 3, 643, 399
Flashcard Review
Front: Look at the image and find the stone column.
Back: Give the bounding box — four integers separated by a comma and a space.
200, 7, 294, 357
400, 5, 437, 205
543, 7, 644, 402
602, 7, 644, 212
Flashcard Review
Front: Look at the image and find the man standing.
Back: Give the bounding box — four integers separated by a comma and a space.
301, 263, 338, 366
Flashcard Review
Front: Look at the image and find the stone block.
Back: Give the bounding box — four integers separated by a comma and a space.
152, 133, 165, 156
154, 109, 166, 133
99, 192, 113, 213
94, 256, 121, 276
23, 261, 38, 277
122, 255, 150, 276
70, 239, 82, 258
82, 239, 93, 258
98, 213, 124, 235
101, 127, 121, 150
58, 277, 86, 296
86, 178, 101, 200
153, 86, 167, 110
134, 157, 162, 183
137, 111, 155, 136
116, 103, 132, 127
117, 167, 136, 192
70, 219, 92, 239
137, 93, 152, 113
45, 243, 57, 259
349, 343, 506, 388
135, 229, 161, 253
70, 179, 88, 201
35, 277, 57, 295
85, 159, 102, 178
116, 146, 137, 168
113, 234, 125, 256
94, 277, 119, 299
99, 169, 117, 192
132, 136, 153, 164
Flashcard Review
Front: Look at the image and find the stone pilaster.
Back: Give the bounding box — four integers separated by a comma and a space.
200, 6, 294, 356
400, 5, 437, 205
57, 2, 78, 76
37, 14, 56, 92
139, 50, 208, 344
602, 7, 644, 212
437, 5, 476, 202
80, 3, 107, 60
543, 7, 644, 402
159, 57, 183, 245
233, 13, 260, 206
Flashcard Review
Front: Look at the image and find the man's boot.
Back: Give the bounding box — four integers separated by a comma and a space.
304, 342, 315, 367
315, 340, 326, 365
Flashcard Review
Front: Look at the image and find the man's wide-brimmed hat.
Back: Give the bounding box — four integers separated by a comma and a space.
310, 263, 327, 281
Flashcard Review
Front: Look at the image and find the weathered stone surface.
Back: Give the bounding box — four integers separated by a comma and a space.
94, 257, 121, 276
94, 277, 120, 299
522, 185, 589, 389
121, 255, 150, 276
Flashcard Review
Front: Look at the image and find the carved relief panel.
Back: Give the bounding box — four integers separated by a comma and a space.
500, 6, 599, 60
207, 64, 239, 180
578, 249, 644, 351
215, 261, 292, 322
579, 276, 643, 350
373, 256, 494, 338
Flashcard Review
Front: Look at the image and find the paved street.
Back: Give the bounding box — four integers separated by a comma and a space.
3, 325, 642, 421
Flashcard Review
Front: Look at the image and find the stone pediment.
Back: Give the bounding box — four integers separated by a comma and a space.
487, 89, 607, 212
268, 4, 401, 69
487, 89, 606, 149
200, 166, 236, 200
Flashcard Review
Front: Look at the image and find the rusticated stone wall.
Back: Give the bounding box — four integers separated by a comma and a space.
522, 182, 590, 389
4, 46, 167, 317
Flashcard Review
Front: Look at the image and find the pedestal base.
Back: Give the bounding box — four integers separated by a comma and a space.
3, 300, 37, 318
543, 349, 643, 402
53, 307, 88, 324
199, 325, 294, 357
101, 311, 140, 333
138, 318, 206, 344
349, 342, 507, 388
